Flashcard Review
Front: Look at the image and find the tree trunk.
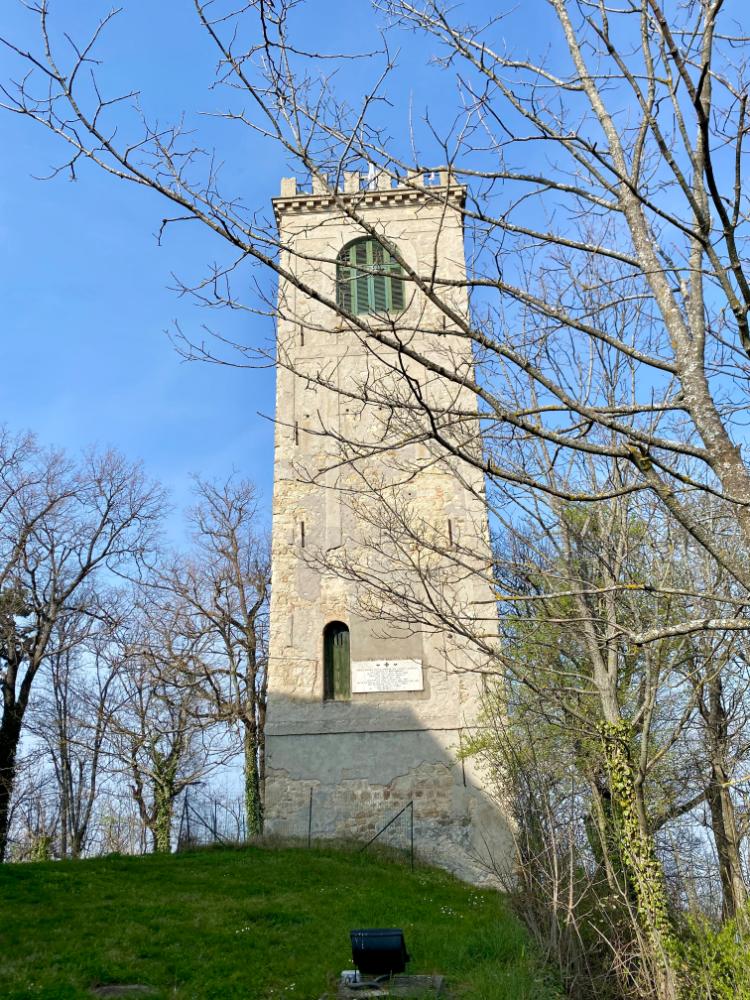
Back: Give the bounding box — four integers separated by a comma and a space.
0, 710, 23, 862
244, 717, 263, 837
600, 721, 683, 1000
584, 771, 622, 893
705, 677, 748, 923
152, 785, 174, 853
257, 683, 267, 804
706, 764, 747, 923
70, 829, 85, 860
58, 749, 70, 860
59, 793, 68, 859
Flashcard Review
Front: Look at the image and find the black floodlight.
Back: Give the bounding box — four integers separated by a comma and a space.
350, 928, 410, 976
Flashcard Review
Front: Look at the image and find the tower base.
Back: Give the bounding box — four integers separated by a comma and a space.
264, 728, 511, 886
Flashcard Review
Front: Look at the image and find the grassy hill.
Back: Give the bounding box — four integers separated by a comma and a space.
0, 845, 559, 999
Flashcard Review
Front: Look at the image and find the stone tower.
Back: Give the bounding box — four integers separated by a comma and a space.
264, 171, 510, 882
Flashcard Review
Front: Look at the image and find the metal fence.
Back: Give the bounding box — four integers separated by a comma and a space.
360, 799, 414, 869
176, 788, 415, 867
263, 785, 416, 864
176, 792, 247, 850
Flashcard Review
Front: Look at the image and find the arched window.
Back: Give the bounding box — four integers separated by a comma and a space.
336, 238, 405, 315
323, 621, 351, 701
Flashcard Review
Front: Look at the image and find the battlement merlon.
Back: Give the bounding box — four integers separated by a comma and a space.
272, 170, 466, 221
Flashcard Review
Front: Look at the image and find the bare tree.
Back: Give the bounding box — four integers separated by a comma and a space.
107, 595, 225, 853
0, 431, 165, 861
472, 496, 750, 997
679, 627, 750, 923
29, 609, 124, 859
4, 745, 58, 862
167, 477, 270, 836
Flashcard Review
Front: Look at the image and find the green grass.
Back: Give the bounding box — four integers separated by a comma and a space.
0, 845, 559, 999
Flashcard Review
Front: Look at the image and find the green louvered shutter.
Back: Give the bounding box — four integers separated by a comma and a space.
337, 238, 404, 315
337, 258, 353, 312
355, 240, 370, 314
371, 241, 388, 312
389, 252, 404, 311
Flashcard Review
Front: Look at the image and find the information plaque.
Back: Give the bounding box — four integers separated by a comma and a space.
351, 659, 424, 693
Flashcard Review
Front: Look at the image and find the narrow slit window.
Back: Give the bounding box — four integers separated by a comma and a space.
294, 421, 299, 446
447, 519, 454, 547
300, 521, 306, 548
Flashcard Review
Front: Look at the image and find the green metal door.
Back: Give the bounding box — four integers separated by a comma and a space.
324, 622, 350, 700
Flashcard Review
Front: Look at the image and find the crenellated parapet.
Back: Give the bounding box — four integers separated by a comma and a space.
273, 169, 464, 218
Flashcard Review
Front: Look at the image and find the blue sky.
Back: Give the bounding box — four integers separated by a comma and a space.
0, 0, 543, 540
0, 1, 286, 536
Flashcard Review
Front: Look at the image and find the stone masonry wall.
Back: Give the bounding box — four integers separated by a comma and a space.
265, 172, 512, 885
